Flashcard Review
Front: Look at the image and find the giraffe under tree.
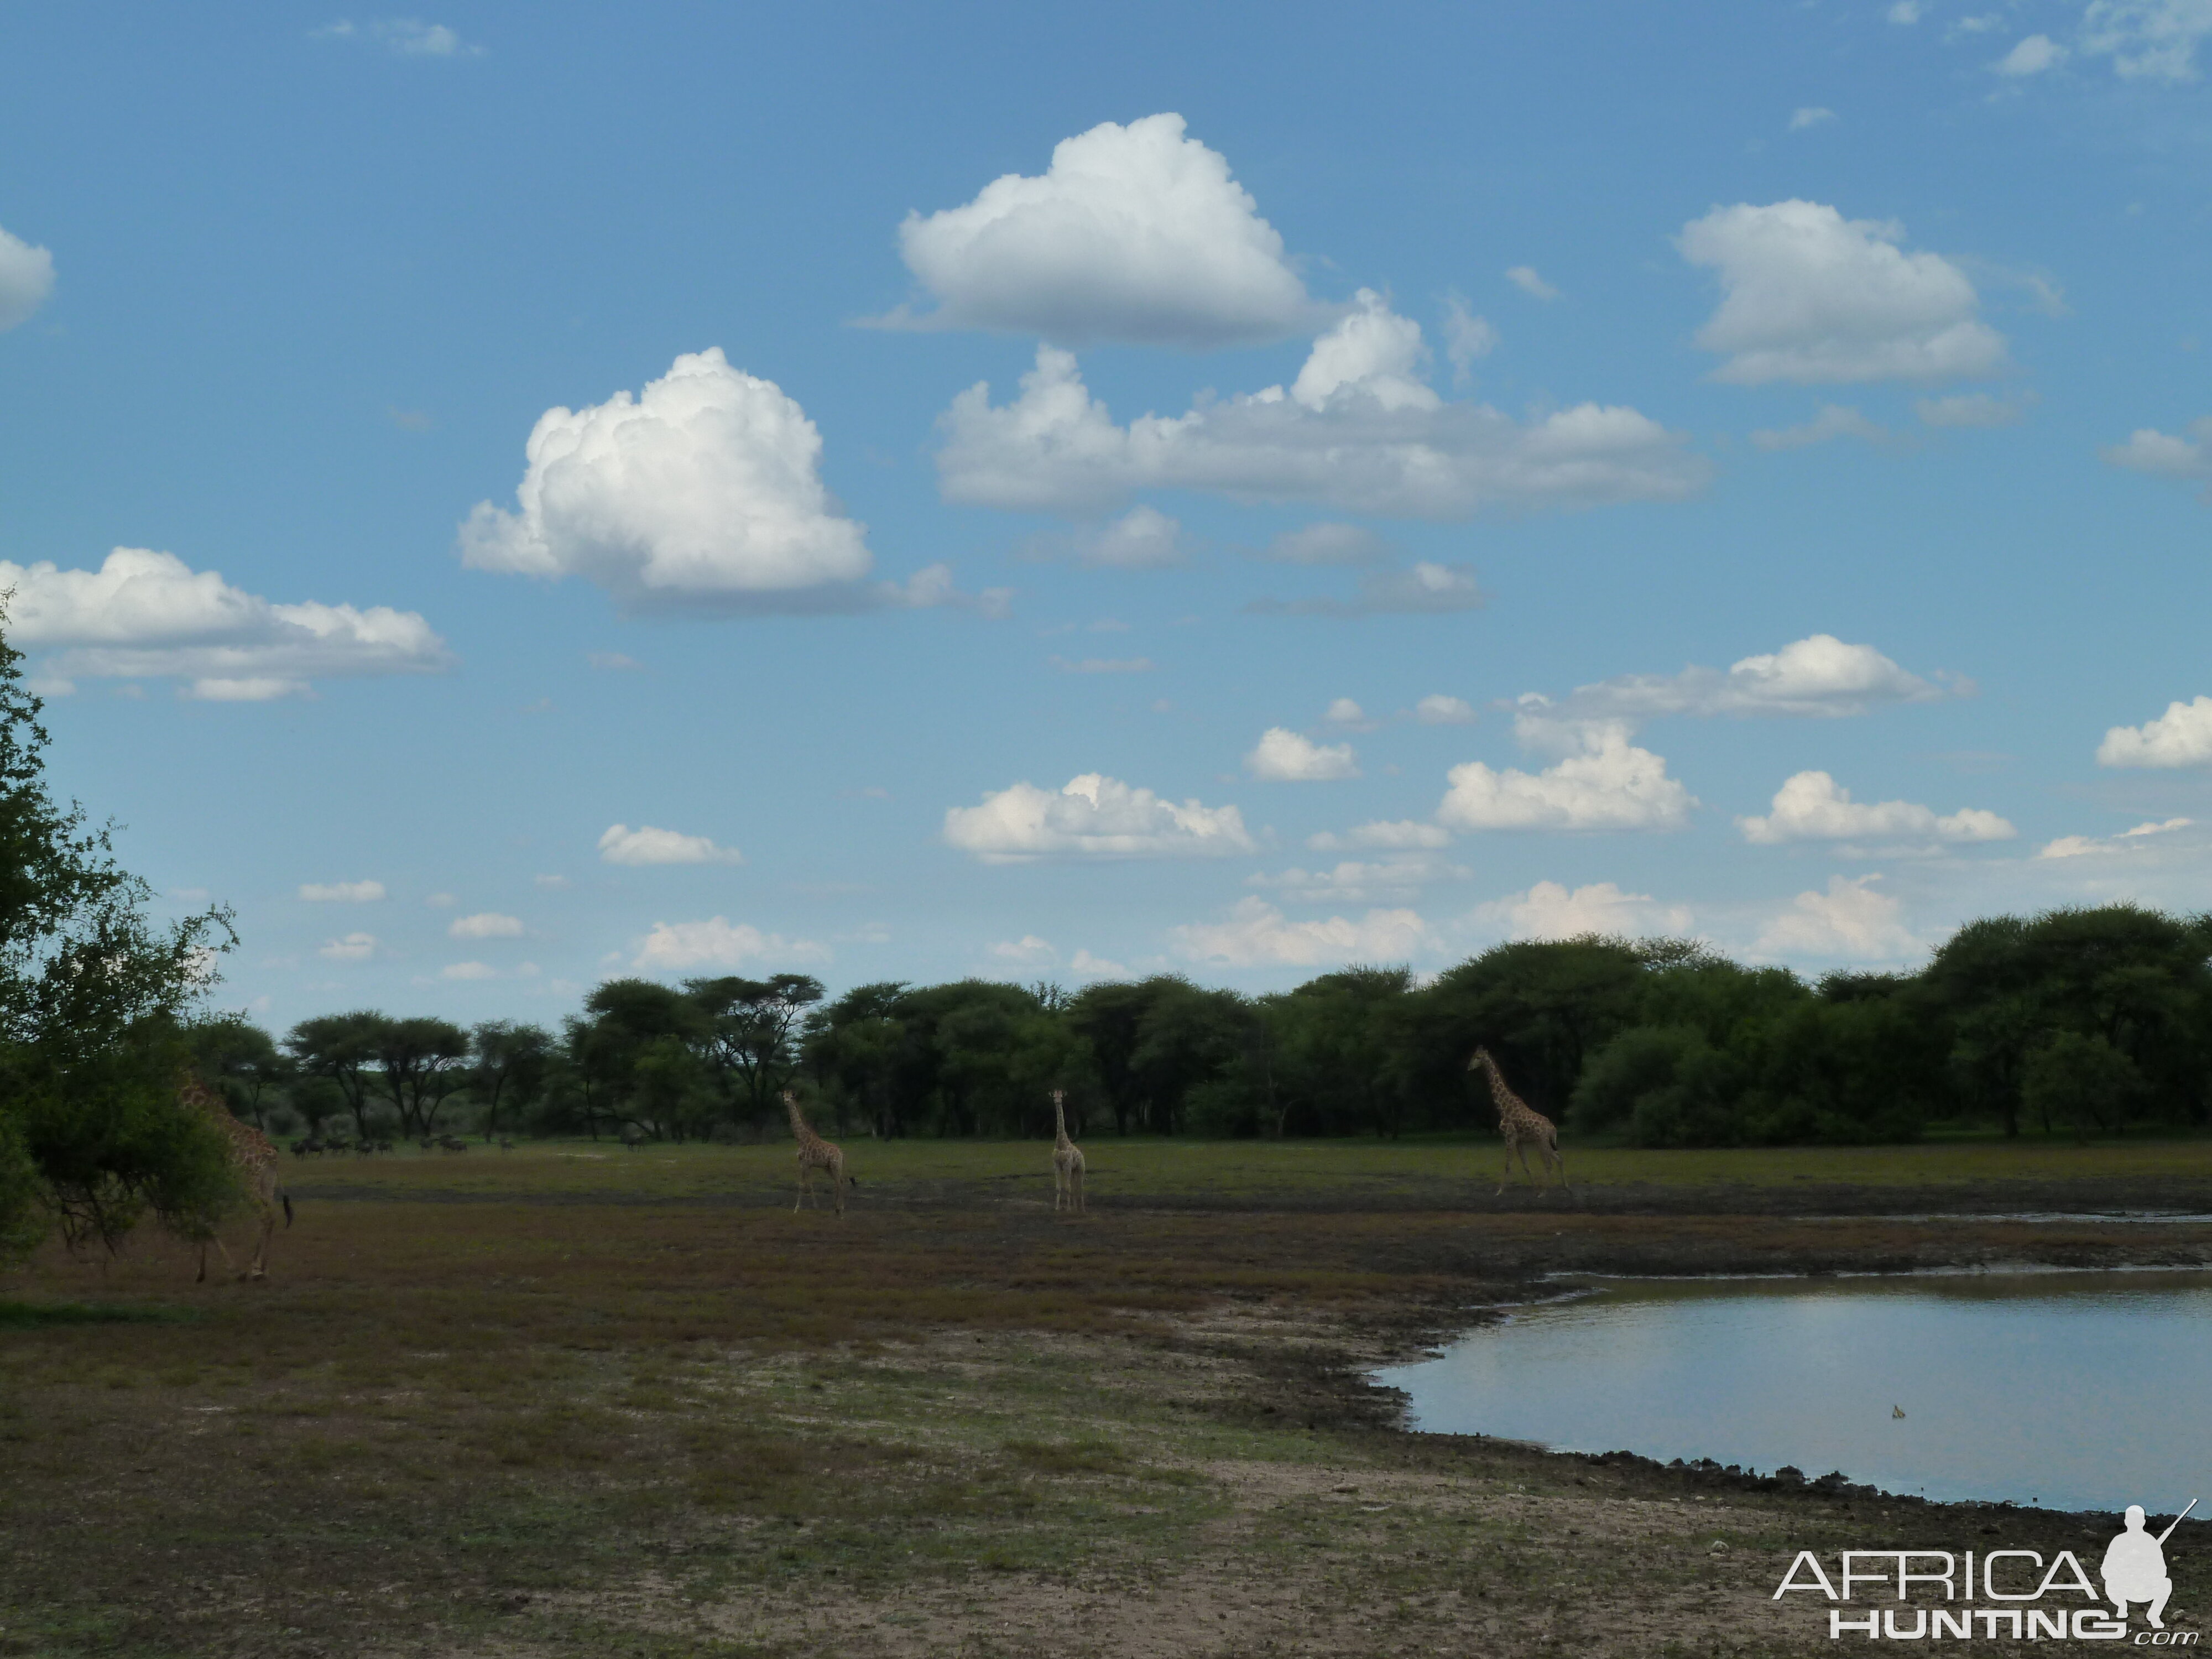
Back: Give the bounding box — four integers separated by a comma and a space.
180, 1073, 291, 1281
782, 1091, 854, 1214
1468, 1047, 1568, 1196
1050, 1089, 1085, 1215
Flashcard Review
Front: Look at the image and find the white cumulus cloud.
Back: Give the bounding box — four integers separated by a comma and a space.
1437, 722, 1697, 832
448, 912, 524, 939
1679, 200, 2007, 385
1750, 404, 1889, 451
1755, 874, 1918, 960
2103, 416, 2212, 500
987, 935, 1057, 964
317, 931, 378, 961
632, 917, 827, 972
944, 773, 1256, 862
2098, 695, 2212, 766
1790, 106, 1837, 129
1535, 634, 1949, 723
441, 961, 498, 980
461, 349, 965, 614
1735, 771, 2015, 846
1323, 698, 1368, 726
1994, 33, 2069, 74
1168, 896, 1433, 967
0, 222, 55, 331
0, 547, 449, 700
1505, 265, 1560, 301
300, 881, 386, 902
882, 113, 1314, 347
1070, 947, 1130, 978
1415, 693, 1478, 725
1245, 727, 1360, 781
598, 823, 745, 866
1079, 504, 1187, 568
1484, 880, 1694, 942
934, 294, 1708, 518
1249, 855, 1467, 905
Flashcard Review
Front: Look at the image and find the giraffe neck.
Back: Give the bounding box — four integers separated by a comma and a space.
1480, 1056, 1520, 1119
1053, 1096, 1072, 1148
786, 1099, 812, 1143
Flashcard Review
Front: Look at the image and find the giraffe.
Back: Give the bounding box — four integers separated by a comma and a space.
1049, 1088, 1085, 1215
1468, 1047, 1568, 1196
782, 1090, 854, 1215
179, 1073, 290, 1281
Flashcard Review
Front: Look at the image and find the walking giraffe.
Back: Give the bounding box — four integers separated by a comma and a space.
782, 1091, 854, 1214
180, 1073, 291, 1281
1468, 1047, 1568, 1196
1049, 1089, 1085, 1215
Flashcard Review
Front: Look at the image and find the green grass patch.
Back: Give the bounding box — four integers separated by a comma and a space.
0, 1297, 194, 1330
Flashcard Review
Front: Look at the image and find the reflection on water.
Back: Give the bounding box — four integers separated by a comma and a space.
1376, 1270, 2212, 1513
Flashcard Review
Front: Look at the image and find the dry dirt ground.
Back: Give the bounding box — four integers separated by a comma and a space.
4, 1142, 2210, 1657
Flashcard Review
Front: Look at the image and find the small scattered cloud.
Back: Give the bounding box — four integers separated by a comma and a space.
1755, 874, 1918, 960
1323, 698, 1375, 729
300, 880, 385, 902
1789, 106, 1837, 130
0, 222, 56, 331
1750, 404, 1891, 451
1245, 727, 1360, 782
425, 892, 456, 907
945, 773, 1256, 862
987, 935, 1057, 964
1505, 265, 1560, 302
1994, 33, 2068, 74
2081, 0, 2212, 82
1415, 693, 1478, 726
1736, 770, 2014, 846
1679, 200, 2006, 385
1249, 855, 1467, 905
314, 19, 482, 56
1441, 293, 1498, 386
448, 912, 524, 939
597, 823, 744, 866
2098, 695, 2212, 767
0, 547, 450, 699
1082, 505, 1188, 569
1051, 655, 1154, 674
1252, 523, 1391, 566
1917, 392, 2031, 428
587, 651, 643, 671
441, 961, 498, 980
1307, 819, 1454, 853
873, 113, 1317, 348
387, 406, 434, 432
1888, 1, 1922, 21
317, 931, 378, 962
1437, 721, 1696, 832
1168, 896, 1433, 967
1480, 879, 1694, 942
533, 874, 572, 890
631, 917, 827, 972
2102, 416, 2212, 500
1070, 947, 1130, 978
2039, 817, 2194, 859
1249, 561, 1488, 618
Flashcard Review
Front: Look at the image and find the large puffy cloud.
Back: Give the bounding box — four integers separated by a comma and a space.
598, 824, 745, 866
1437, 722, 1697, 832
1483, 880, 1694, 942
2098, 695, 2212, 767
934, 295, 1708, 518
1533, 634, 1949, 724
1168, 896, 1433, 967
0, 222, 55, 331
1679, 201, 2007, 385
1736, 771, 2014, 846
0, 547, 449, 700
461, 349, 969, 614
1754, 874, 1919, 961
1245, 728, 1359, 781
2082, 0, 2212, 81
884, 113, 1315, 347
944, 773, 1256, 862
2103, 416, 2212, 500
632, 917, 827, 971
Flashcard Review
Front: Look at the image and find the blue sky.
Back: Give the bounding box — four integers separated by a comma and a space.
2, 2, 2209, 1029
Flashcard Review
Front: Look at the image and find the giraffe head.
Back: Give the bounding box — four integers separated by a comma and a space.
1468, 1046, 1492, 1072
1051, 1088, 1063, 1105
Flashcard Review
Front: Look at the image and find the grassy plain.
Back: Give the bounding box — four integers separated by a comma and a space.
4, 1135, 2210, 1657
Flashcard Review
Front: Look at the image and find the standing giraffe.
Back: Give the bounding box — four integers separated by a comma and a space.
1049, 1089, 1085, 1215
180, 1074, 291, 1281
782, 1090, 854, 1214
1468, 1048, 1568, 1196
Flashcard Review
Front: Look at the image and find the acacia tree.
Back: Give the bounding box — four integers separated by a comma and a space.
374, 1016, 472, 1136
0, 617, 237, 1261
470, 1020, 553, 1140
186, 1013, 290, 1131
687, 974, 825, 1127
285, 1011, 387, 1140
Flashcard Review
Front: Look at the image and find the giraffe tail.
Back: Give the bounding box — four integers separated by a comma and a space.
846, 1174, 860, 1187
282, 1193, 295, 1227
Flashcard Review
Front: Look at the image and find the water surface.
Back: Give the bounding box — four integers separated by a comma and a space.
1378, 1270, 2212, 1513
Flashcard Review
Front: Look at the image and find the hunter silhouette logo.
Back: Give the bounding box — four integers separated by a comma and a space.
1774, 1498, 2200, 1642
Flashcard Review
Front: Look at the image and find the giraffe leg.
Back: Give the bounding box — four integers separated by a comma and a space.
795, 1164, 807, 1212
1498, 1138, 1514, 1196
251, 1207, 275, 1280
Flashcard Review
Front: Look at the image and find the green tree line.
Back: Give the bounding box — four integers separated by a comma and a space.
229, 911, 2212, 1150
